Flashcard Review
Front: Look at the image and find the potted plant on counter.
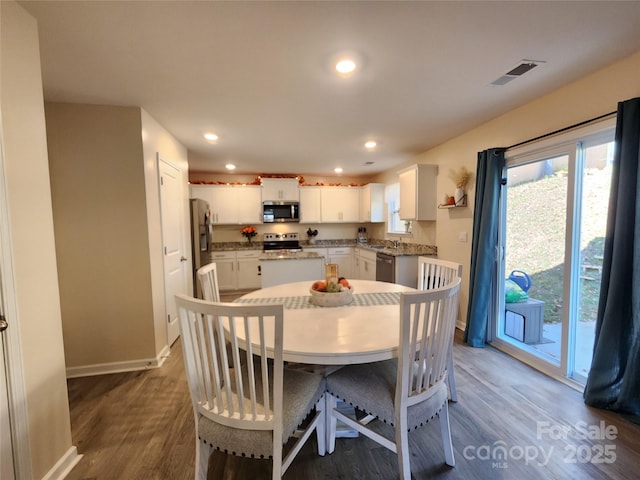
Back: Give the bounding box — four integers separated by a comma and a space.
241, 225, 258, 243
306, 227, 318, 244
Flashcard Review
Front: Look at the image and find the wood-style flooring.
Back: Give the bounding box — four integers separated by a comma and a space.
66, 329, 640, 480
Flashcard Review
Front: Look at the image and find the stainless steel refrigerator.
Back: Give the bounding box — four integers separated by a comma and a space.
190, 198, 212, 297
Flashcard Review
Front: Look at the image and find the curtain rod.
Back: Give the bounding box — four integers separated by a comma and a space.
505, 110, 617, 151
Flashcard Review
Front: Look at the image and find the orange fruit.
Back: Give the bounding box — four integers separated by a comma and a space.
311, 281, 327, 292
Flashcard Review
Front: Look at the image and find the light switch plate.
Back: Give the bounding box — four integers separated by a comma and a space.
458, 231, 468, 243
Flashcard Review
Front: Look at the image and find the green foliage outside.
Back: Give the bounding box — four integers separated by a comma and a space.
505, 167, 611, 324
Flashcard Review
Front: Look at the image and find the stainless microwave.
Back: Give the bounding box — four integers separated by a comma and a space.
263, 201, 300, 223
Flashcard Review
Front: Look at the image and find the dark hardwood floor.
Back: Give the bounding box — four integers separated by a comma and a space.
66, 330, 640, 480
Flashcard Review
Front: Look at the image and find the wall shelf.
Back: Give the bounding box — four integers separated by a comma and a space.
438, 194, 467, 209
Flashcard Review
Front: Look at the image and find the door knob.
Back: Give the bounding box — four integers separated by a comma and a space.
180, 256, 188, 262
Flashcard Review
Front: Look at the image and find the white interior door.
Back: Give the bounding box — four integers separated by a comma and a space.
159, 157, 188, 346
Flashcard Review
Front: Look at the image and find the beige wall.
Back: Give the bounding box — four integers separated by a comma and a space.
0, 1, 73, 477
374, 50, 640, 326
46, 103, 157, 366
46, 103, 189, 371
140, 108, 189, 354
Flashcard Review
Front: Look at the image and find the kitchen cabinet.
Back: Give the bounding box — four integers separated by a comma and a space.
260, 257, 325, 288
208, 251, 236, 290
261, 178, 299, 202
190, 185, 262, 225
327, 247, 353, 279
236, 250, 262, 290
209, 249, 262, 290
398, 164, 438, 221
320, 186, 359, 223
359, 183, 385, 223
299, 186, 322, 223
357, 248, 377, 281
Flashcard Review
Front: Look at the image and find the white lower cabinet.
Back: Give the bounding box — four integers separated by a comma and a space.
260, 257, 325, 288
209, 251, 236, 290
357, 248, 377, 281
236, 250, 262, 290
209, 250, 262, 291
327, 247, 353, 279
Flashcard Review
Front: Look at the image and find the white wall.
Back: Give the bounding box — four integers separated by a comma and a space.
0, 1, 74, 477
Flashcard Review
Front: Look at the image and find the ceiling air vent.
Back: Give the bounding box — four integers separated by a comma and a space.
490, 59, 545, 87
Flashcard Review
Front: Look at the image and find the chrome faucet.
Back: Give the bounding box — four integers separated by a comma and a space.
391, 239, 399, 249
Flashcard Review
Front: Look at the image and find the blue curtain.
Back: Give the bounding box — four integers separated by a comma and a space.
464, 148, 505, 347
584, 97, 640, 421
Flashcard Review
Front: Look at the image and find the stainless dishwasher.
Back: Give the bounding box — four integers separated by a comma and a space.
376, 252, 395, 283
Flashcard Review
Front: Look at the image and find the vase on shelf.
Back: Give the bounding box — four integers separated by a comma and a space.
454, 187, 465, 206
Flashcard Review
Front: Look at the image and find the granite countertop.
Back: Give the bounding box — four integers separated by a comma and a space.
210, 239, 437, 257
259, 251, 325, 261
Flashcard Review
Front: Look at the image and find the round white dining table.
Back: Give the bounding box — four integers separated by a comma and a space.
234, 279, 416, 365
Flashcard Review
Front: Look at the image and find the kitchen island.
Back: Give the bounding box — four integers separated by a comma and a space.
259, 251, 325, 288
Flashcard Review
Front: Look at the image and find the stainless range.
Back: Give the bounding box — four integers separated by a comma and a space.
262, 232, 302, 253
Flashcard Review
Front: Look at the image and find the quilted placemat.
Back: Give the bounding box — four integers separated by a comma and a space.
234, 291, 401, 310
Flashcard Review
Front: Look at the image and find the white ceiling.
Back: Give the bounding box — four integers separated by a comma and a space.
20, 1, 640, 176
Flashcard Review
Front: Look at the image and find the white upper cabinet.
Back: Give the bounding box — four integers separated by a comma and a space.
398, 164, 438, 221
261, 178, 299, 202
190, 184, 262, 225
359, 183, 385, 223
320, 186, 359, 223
299, 186, 322, 223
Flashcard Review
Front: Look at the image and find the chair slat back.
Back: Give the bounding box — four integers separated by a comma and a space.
197, 263, 221, 301
397, 278, 461, 404
418, 257, 462, 291
176, 294, 283, 431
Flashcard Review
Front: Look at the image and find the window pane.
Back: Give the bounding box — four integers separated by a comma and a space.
574, 142, 614, 379
385, 183, 404, 233
503, 155, 568, 363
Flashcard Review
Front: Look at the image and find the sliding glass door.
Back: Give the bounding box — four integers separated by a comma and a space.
492, 121, 615, 385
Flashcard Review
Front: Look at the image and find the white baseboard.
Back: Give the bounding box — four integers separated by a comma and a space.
65, 344, 171, 378
456, 321, 465, 331
41, 446, 82, 480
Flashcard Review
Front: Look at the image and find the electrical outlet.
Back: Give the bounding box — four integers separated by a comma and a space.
458, 231, 468, 243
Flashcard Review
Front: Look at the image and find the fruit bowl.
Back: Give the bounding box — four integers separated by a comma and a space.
309, 285, 354, 307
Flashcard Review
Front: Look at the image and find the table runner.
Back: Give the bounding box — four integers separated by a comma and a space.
234, 291, 401, 310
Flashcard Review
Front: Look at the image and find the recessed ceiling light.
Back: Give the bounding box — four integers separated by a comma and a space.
335, 58, 357, 74
334, 167, 343, 174
225, 163, 236, 171
364, 140, 377, 150
204, 132, 219, 142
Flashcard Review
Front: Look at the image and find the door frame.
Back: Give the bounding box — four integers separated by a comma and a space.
489, 118, 616, 388
0, 120, 32, 478
157, 155, 189, 346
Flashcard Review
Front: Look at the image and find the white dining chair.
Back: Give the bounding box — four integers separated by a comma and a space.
418, 256, 462, 402
196, 262, 220, 301
325, 278, 461, 479
175, 295, 326, 480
